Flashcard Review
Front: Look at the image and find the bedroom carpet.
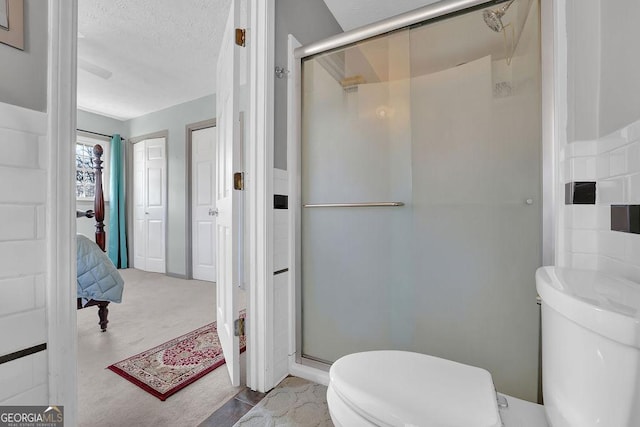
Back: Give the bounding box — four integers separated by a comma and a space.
77, 268, 246, 427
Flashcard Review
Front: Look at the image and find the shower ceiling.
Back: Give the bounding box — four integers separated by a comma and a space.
324, 0, 534, 84
323, 0, 442, 31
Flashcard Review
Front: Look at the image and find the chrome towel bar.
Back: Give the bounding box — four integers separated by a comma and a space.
303, 202, 405, 208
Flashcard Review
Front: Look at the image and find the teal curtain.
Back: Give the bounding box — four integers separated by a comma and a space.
108, 134, 128, 268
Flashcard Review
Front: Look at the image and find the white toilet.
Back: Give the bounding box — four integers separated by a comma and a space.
327, 266, 640, 426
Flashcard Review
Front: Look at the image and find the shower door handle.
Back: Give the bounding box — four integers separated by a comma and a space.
303, 202, 405, 208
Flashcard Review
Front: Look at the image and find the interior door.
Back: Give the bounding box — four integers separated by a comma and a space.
192, 126, 217, 282
216, 0, 242, 386
133, 137, 166, 273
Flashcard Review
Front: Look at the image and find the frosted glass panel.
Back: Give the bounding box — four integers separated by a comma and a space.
300, 0, 541, 401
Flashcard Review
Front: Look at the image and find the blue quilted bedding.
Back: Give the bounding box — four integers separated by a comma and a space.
77, 234, 124, 303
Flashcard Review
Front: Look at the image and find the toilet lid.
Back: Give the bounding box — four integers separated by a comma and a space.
329, 351, 502, 427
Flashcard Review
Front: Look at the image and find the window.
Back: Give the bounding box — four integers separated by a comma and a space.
76, 134, 109, 201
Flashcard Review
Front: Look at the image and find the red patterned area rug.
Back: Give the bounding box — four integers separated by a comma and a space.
107, 313, 246, 401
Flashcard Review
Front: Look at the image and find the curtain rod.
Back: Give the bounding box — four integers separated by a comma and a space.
77, 129, 127, 140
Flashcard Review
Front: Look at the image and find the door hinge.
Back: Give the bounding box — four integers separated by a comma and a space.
234, 172, 244, 190
234, 317, 245, 336
235, 28, 246, 47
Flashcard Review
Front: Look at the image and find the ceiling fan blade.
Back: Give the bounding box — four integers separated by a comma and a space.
78, 58, 113, 80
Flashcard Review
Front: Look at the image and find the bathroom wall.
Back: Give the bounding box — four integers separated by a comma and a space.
0, 1, 50, 405
565, 0, 600, 142
0, 0, 47, 112
274, 0, 343, 169
599, 1, 640, 137
566, 0, 640, 139
562, 0, 640, 282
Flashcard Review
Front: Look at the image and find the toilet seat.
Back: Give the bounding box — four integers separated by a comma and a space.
328, 351, 502, 427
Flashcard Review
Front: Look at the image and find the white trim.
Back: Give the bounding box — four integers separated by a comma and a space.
285, 32, 331, 390
551, 0, 568, 266
246, 0, 275, 392
289, 362, 329, 387
0, 102, 47, 133
286, 34, 301, 369
541, 0, 558, 267
541, 0, 559, 267
46, 0, 77, 423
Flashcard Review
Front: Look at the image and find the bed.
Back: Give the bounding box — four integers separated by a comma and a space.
76, 144, 124, 332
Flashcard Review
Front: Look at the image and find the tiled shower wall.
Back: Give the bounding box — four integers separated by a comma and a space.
562, 119, 640, 282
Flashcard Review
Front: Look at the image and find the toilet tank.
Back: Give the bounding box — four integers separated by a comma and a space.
536, 267, 640, 427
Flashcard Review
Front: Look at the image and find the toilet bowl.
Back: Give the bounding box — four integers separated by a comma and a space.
327, 350, 547, 426
327, 267, 640, 426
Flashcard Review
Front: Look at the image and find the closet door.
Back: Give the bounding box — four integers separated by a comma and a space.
133, 138, 167, 273
192, 126, 217, 282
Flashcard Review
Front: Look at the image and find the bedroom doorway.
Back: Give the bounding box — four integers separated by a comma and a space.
132, 137, 167, 273
188, 120, 218, 282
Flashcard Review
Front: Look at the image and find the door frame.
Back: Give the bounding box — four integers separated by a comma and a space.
246, 0, 276, 392
126, 131, 169, 274
47, 1, 78, 423
49, 0, 277, 417
186, 118, 217, 280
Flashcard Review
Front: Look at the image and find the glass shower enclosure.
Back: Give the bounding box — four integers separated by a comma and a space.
294, 0, 541, 401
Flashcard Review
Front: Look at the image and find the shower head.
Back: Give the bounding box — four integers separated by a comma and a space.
483, 0, 515, 32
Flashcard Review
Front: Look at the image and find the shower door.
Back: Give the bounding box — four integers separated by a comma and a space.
298, 0, 541, 401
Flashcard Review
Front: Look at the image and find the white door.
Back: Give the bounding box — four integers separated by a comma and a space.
192, 126, 217, 282
216, 0, 243, 386
133, 137, 167, 273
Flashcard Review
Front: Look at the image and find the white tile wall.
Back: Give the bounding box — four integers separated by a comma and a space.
0, 102, 49, 405
273, 169, 289, 272
563, 117, 640, 283
0, 351, 48, 402
272, 168, 290, 383
273, 272, 289, 382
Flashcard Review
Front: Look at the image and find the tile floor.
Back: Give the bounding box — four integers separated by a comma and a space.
200, 377, 333, 427
199, 388, 266, 427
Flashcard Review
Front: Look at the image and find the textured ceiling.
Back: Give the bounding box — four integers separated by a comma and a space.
323, 0, 441, 31
77, 0, 231, 120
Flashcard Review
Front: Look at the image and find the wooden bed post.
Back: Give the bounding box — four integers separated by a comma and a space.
75, 143, 111, 332
93, 144, 109, 331
93, 144, 106, 252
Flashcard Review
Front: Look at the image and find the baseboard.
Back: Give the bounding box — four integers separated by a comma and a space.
166, 272, 188, 280
288, 358, 329, 386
